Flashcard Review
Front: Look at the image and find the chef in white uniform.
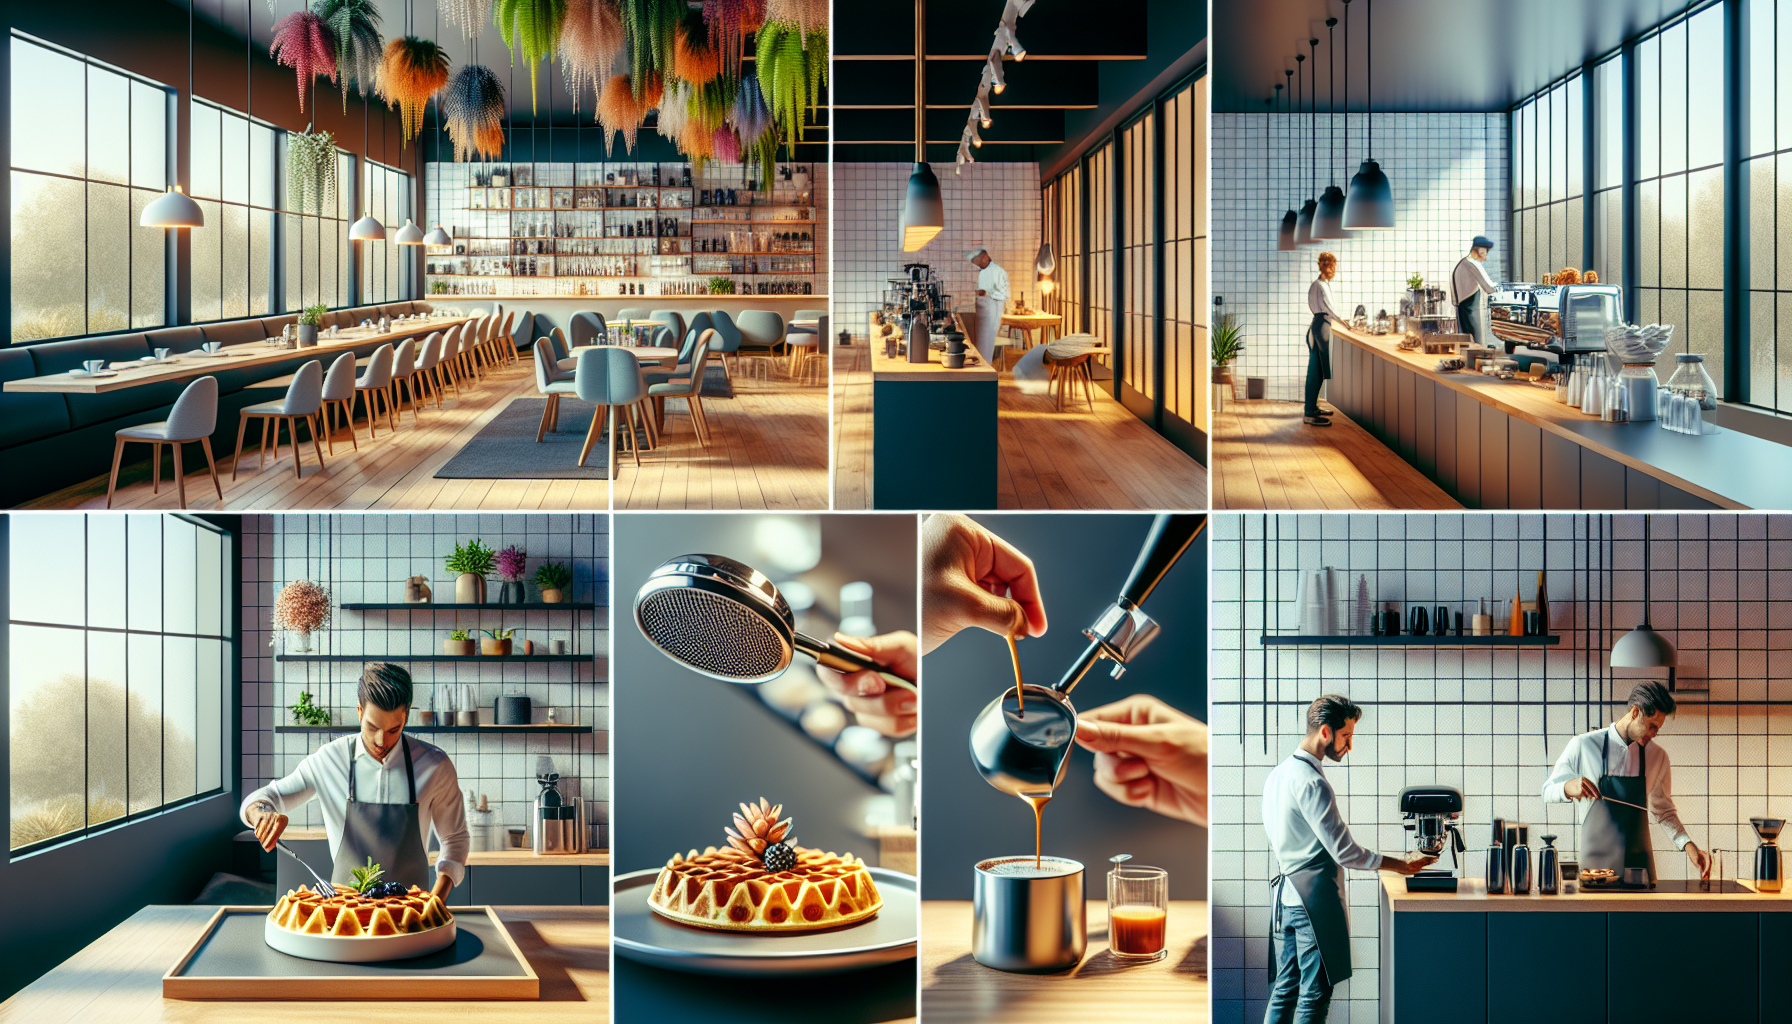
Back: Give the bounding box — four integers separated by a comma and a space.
1261, 694, 1434, 1024
1451, 235, 1499, 348
967, 245, 1010, 367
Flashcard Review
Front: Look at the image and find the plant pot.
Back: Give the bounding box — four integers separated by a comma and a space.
419, 710, 436, 726
444, 638, 475, 657
1212, 367, 1233, 385
454, 573, 486, 604
296, 324, 318, 347
540, 587, 565, 604
499, 581, 527, 604
480, 638, 513, 656
1246, 377, 1267, 400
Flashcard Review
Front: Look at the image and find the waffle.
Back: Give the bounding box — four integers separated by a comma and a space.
648, 845, 883, 933
267, 885, 453, 937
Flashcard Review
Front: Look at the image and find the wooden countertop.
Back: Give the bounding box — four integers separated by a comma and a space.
1380, 870, 1792, 911
1331, 323, 1792, 510
920, 900, 1206, 1024
0, 905, 607, 1022
870, 343, 998, 382
277, 828, 609, 866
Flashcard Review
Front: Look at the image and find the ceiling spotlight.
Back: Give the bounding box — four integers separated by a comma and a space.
996, 21, 1025, 60
973, 93, 992, 128
969, 122, 983, 148
986, 54, 1006, 94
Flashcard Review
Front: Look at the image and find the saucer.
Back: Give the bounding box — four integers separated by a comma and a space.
68, 369, 119, 378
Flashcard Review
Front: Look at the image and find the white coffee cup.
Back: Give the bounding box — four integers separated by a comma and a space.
202, 341, 222, 354
154, 348, 171, 361
82, 359, 105, 374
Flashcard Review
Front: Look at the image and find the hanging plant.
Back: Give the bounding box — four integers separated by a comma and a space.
620, 0, 681, 95
711, 124, 741, 164
595, 73, 652, 154
673, 11, 720, 85
441, 64, 508, 161
287, 125, 340, 214
270, 10, 339, 113
764, 0, 825, 48
377, 37, 451, 142
560, 0, 625, 108
272, 580, 333, 645
495, 0, 569, 113
703, 0, 765, 77
755, 21, 825, 149
655, 80, 693, 142
748, 122, 779, 189
731, 71, 772, 148
441, 0, 496, 40
313, 0, 384, 111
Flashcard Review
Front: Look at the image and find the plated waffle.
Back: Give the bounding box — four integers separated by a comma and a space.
648, 845, 884, 933
268, 885, 453, 937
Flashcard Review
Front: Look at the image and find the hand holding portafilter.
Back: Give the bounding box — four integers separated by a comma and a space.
632, 553, 916, 692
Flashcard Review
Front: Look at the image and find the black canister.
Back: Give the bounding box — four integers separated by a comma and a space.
496, 694, 533, 725
1434, 606, 1450, 636
1486, 838, 1507, 894
1408, 606, 1429, 636
1538, 834, 1559, 894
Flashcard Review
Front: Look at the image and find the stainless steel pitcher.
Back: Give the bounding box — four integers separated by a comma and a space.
972, 857, 1086, 973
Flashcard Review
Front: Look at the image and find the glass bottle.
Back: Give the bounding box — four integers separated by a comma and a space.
1665, 352, 1718, 411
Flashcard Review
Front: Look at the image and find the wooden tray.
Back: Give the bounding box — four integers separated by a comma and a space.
162, 906, 539, 1000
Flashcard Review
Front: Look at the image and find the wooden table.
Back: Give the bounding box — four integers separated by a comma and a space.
0, 904, 608, 1022
921, 900, 1206, 1024
3, 316, 471, 394
1001, 311, 1062, 350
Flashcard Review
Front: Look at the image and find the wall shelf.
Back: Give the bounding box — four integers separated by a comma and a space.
275, 654, 594, 662
274, 724, 594, 734
339, 602, 598, 611
1260, 635, 1562, 647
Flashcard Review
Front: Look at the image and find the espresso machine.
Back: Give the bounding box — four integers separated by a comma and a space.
894, 262, 952, 363
1398, 786, 1466, 892
1753, 817, 1784, 892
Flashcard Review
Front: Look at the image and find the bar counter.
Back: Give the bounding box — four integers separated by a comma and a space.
870, 339, 997, 509
1329, 323, 1792, 509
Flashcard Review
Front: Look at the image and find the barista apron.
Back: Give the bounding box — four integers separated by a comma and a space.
1579, 733, 1657, 880
973, 294, 1005, 367
1453, 258, 1488, 348
1304, 313, 1332, 380
1266, 757, 1354, 986
331, 735, 432, 890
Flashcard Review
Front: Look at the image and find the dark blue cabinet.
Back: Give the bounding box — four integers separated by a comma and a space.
1391, 913, 1487, 1024
1488, 913, 1605, 1019
1607, 913, 1758, 1022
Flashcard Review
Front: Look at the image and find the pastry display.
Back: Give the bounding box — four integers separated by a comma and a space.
648, 798, 883, 933
267, 859, 453, 938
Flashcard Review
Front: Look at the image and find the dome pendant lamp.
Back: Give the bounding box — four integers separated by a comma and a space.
1343, 0, 1395, 229
1312, 17, 1348, 239
1292, 47, 1316, 246
900, 0, 944, 251
1277, 75, 1297, 252
350, 89, 385, 242
1610, 516, 1679, 686
143, 0, 206, 229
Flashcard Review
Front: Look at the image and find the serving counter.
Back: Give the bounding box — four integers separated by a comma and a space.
1329, 323, 1792, 509
1378, 871, 1792, 1022
870, 341, 997, 510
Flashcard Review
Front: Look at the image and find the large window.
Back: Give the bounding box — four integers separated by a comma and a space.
1121, 111, 1155, 400
1043, 163, 1084, 335
1591, 56, 1623, 286
8, 514, 230, 854
1745, 0, 1792, 411
9, 32, 168, 344
1512, 72, 1584, 284
360, 160, 412, 304
281, 147, 352, 312
1086, 142, 1114, 357
1168, 74, 1206, 438
190, 100, 276, 323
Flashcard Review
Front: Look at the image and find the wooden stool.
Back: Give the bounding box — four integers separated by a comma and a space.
1045, 353, 1097, 412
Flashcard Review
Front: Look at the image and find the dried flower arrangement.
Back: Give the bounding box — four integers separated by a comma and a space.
495, 545, 528, 582
272, 580, 332, 645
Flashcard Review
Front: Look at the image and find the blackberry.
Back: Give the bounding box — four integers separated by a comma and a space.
762, 842, 797, 872
361, 880, 409, 900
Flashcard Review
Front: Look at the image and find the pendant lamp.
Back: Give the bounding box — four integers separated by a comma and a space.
1293, 45, 1317, 245
900, 0, 943, 251
421, 2, 453, 248
351, 98, 386, 241
1035, 242, 1055, 293
1610, 516, 1678, 675
1276, 75, 1297, 252
394, 218, 425, 244
144, 0, 206, 229
1312, 18, 1347, 239
1343, 0, 1395, 229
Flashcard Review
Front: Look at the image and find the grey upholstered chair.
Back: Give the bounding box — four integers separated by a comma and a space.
411, 332, 444, 409
787, 314, 826, 384
647, 330, 716, 447
573, 345, 649, 479
389, 338, 421, 424
320, 351, 360, 453
736, 310, 786, 380
617, 306, 652, 322
707, 309, 744, 376
354, 343, 397, 438
649, 309, 687, 342
106, 375, 222, 509
534, 337, 580, 442
232, 359, 324, 481
570, 311, 606, 350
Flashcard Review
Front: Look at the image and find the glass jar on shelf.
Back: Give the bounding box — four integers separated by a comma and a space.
1664, 352, 1718, 411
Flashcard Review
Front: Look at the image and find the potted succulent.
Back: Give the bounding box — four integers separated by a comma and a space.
446, 539, 496, 604
444, 629, 475, 657
480, 628, 515, 656
1212, 313, 1245, 389
297, 304, 326, 347
534, 561, 571, 603
289, 690, 330, 726
495, 545, 528, 604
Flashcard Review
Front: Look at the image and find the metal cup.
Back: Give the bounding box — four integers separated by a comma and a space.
972, 856, 1086, 973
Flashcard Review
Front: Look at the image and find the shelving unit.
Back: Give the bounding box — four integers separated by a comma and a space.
1260, 635, 1561, 647
339, 602, 599, 610
274, 724, 594, 734
275, 654, 593, 663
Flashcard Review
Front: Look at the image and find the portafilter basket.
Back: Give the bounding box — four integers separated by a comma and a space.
633, 553, 915, 691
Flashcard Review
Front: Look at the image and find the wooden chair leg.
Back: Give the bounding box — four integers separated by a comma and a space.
692, 397, 711, 446
232, 413, 250, 480
106, 437, 126, 508
384, 387, 397, 430
152, 442, 162, 494
288, 418, 304, 479
577, 404, 606, 468
307, 412, 324, 467
172, 441, 188, 509
607, 406, 620, 480
200, 437, 223, 500
625, 406, 641, 467
536, 394, 556, 442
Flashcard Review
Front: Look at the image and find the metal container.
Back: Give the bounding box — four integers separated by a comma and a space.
533, 773, 580, 855
1485, 841, 1507, 895
972, 856, 1086, 973
495, 694, 532, 725
1538, 835, 1559, 895
1510, 834, 1532, 895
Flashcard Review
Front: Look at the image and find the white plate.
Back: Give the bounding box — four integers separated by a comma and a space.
68, 369, 119, 378
263, 913, 458, 963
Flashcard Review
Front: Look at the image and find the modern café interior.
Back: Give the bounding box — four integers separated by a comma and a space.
2, 0, 830, 512
1215, 0, 1792, 513
830, 0, 1208, 511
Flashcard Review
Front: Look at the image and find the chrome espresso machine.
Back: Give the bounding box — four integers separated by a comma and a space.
1490, 282, 1624, 365
884, 262, 954, 363
1399, 785, 1466, 892
1400, 286, 1467, 352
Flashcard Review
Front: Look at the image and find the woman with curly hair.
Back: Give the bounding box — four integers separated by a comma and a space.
1304, 251, 1341, 426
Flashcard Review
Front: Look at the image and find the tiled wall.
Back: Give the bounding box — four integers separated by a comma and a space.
241, 514, 610, 849
1210, 512, 1792, 1024
1214, 113, 1509, 399
832, 162, 1041, 341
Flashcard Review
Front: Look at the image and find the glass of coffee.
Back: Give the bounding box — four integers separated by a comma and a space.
1107, 860, 1169, 962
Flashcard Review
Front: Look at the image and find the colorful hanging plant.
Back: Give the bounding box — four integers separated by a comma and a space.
287, 124, 339, 214
731, 71, 772, 148
764, 0, 825, 48
560, 0, 625, 107
377, 37, 451, 142
270, 10, 338, 112
313, 0, 385, 110
703, 0, 765, 77
441, 0, 496, 40
655, 80, 693, 142
711, 124, 741, 164
441, 64, 508, 161
495, 0, 569, 113
595, 73, 653, 155
755, 20, 825, 149
672, 11, 721, 85
620, 0, 681, 95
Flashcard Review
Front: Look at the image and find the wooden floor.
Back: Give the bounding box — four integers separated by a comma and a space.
1213, 400, 1461, 510
833, 349, 1209, 510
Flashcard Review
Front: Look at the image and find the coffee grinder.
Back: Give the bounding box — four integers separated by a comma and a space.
1753, 817, 1784, 892
1398, 786, 1466, 892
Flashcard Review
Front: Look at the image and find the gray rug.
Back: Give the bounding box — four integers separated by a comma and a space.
434, 398, 631, 478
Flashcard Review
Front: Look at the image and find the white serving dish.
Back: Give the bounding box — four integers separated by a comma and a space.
263, 913, 457, 963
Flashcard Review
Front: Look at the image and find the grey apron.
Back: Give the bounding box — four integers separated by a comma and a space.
331, 735, 432, 890
973, 294, 1005, 367
1267, 756, 1353, 985
1580, 733, 1656, 881
1305, 313, 1332, 379
1454, 259, 1488, 347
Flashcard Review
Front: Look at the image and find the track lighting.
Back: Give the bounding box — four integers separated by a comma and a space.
996, 21, 1025, 60
986, 55, 1006, 94
973, 93, 992, 128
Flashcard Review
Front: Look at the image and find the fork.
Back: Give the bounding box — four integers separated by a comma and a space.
274, 840, 337, 897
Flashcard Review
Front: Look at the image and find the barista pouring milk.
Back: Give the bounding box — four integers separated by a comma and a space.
242, 663, 469, 900
1261, 695, 1436, 1024
1451, 235, 1499, 348
966, 245, 1010, 367
1541, 681, 1711, 882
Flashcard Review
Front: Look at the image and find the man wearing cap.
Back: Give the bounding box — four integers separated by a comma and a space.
966, 246, 1010, 367
1451, 235, 1499, 348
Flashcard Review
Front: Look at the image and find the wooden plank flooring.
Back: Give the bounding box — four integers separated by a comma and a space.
1213, 400, 1461, 510
832, 349, 1209, 510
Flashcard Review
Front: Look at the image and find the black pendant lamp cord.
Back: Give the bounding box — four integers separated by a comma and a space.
1327, 19, 1335, 185
1344, 0, 1350, 180
1295, 56, 1303, 197
1642, 515, 1652, 627
1284, 70, 1293, 207
1368, 0, 1374, 161
1309, 39, 1317, 197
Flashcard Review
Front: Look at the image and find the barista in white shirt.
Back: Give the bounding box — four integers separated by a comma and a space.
1303, 252, 1340, 426
1451, 235, 1500, 348
966, 246, 1011, 367
242, 663, 470, 901
1541, 680, 1711, 881
1261, 695, 1434, 1024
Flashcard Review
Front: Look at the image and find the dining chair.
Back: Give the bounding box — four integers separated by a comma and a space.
319, 351, 360, 453
411, 332, 444, 409
649, 310, 686, 342
617, 306, 652, 322
573, 345, 649, 479
388, 339, 422, 425
787, 314, 826, 384
707, 309, 744, 377
549, 327, 578, 373
736, 310, 786, 381
106, 375, 222, 509
647, 330, 716, 448
533, 337, 580, 441
570, 311, 606, 349
232, 359, 324, 481
354, 343, 397, 439
791, 308, 828, 333
645, 322, 702, 388
489, 310, 517, 367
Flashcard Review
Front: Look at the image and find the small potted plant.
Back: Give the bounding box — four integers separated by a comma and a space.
446, 539, 496, 604
289, 690, 330, 726
495, 545, 528, 604
1211, 313, 1245, 392
1406, 272, 1426, 307
480, 628, 515, 656
534, 562, 571, 603
444, 629, 475, 657
297, 304, 327, 347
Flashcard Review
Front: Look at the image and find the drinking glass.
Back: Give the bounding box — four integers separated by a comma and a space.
154, 347, 172, 361
1107, 861, 1169, 962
